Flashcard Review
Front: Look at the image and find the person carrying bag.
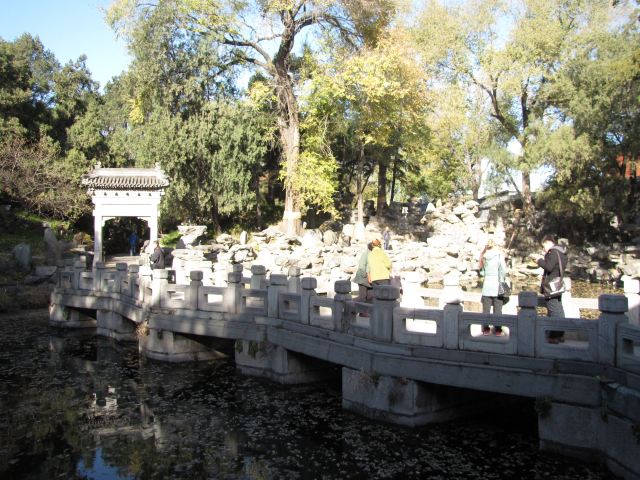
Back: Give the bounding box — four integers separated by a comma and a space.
537, 234, 568, 343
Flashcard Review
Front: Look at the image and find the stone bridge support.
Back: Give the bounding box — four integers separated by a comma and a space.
139, 328, 228, 362
97, 309, 137, 341
538, 385, 640, 480
234, 339, 338, 384
537, 295, 639, 479
341, 368, 507, 427
49, 302, 96, 328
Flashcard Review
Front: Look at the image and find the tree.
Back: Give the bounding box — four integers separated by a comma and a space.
74, 3, 274, 231
107, 0, 396, 234
534, 2, 640, 236
0, 34, 58, 142
0, 136, 90, 220
301, 27, 429, 234
425, 83, 506, 200
414, 0, 618, 218
50, 56, 100, 149
132, 100, 271, 230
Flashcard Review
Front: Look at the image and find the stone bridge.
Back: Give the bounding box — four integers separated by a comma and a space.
49, 260, 640, 479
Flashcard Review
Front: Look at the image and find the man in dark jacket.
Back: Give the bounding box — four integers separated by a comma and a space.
150, 241, 165, 270
537, 234, 568, 342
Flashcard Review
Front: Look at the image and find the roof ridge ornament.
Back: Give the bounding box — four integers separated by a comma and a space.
81, 165, 170, 192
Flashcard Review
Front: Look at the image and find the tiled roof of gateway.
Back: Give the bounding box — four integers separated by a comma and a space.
81, 165, 169, 191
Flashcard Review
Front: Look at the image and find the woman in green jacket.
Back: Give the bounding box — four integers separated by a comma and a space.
353, 242, 373, 301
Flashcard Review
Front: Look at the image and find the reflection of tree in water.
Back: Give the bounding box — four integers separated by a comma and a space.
0, 313, 613, 479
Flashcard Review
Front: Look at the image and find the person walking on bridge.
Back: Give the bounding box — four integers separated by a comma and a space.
478, 239, 507, 336
128, 231, 139, 256
537, 234, 567, 343
367, 239, 392, 287
150, 241, 165, 270
353, 242, 373, 302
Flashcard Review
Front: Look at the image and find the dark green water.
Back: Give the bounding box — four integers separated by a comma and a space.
0, 311, 614, 479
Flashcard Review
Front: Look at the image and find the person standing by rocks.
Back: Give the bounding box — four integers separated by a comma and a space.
537, 234, 568, 343
353, 242, 373, 302
383, 227, 391, 250
367, 239, 392, 286
478, 239, 507, 336
150, 241, 165, 269
129, 231, 139, 256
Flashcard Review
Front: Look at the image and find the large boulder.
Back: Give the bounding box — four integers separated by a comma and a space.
12, 242, 31, 271
322, 230, 339, 245
176, 225, 207, 248
301, 230, 323, 249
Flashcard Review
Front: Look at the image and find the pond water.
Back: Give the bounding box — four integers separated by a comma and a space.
0, 311, 614, 480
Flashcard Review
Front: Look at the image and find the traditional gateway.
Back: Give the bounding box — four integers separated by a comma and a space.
81, 163, 169, 266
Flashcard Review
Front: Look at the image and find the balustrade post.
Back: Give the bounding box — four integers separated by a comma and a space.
63, 259, 73, 289
560, 278, 580, 318
225, 270, 242, 314
443, 286, 462, 350
597, 294, 628, 366
333, 280, 352, 332
151, 269, 169, 309
232, 263, 244, 278
516, 291, 538, 356
214, 262, 230, 287
93, 262, 106, 292
300, 277, 317, 325
371, 285, 400, 342
138, 268, 152, 303
187, 271, 203, 310
288, 267, 302, 293
439, 272, 462, 308
56, 260, 65, 288
115, 262, 127, 293
400, 271, 422, 308
623, 276, 639, 325
267, 274, 288, 318
72, 259, 85, 290
250, 265, 266, 289
128, 265, 139, 298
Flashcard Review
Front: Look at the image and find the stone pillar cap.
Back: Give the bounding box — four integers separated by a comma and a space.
518, 291, 538, 308
190, 270, 204, 281
227, 272, 242, 284
251, 264, 266, 274
232, 263, 244, 273
301, 277, 317, 290
599, 294, 628, 313
334, 279, 351, 294
373, 285, 401, 300
269, 274, 288, 286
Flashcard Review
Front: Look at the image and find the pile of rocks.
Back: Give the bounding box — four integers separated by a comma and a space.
171, 197, 640, 289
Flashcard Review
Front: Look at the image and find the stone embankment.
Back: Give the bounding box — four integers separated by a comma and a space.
169, 197, 640, 290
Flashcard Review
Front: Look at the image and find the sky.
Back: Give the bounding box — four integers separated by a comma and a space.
0, 0, 131, 90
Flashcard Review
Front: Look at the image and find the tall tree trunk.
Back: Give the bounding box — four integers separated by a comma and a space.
274, 66, 301, 235
376, 159, 387, 215
355, 142, 366, 240
521, 169, 533, 220
253, 174, 262, 230
211, 199, 220, 235
390, 155, 399, 204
